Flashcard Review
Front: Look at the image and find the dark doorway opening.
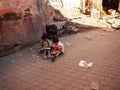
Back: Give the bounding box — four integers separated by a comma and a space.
102, 0, 119, 11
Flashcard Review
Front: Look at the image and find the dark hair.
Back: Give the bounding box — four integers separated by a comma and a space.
53, 37, 59, 43
41, 33, 48, 39
25, 8, 30, 12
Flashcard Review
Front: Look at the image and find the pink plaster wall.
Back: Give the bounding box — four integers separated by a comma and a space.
0, 0, 46, 56
0, 0, 45, 45
0, 0, 39, 16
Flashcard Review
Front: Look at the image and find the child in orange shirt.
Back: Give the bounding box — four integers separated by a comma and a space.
51, 37, 64, 62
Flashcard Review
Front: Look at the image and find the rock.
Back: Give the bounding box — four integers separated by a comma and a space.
59, 21, 80, 36
107, 19, 114, 24
111, 23, 120, 29
91, 9, 100, 19
114, 19, 120, 25
109, 19, 120, 29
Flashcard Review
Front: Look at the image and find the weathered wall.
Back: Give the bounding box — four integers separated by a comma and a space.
0, 0, 45, 56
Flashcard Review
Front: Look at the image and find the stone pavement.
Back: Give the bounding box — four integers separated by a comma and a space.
0, 29, 120, 90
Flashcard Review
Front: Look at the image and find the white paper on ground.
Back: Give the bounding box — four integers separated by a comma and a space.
87, 62, 93, 67
79, 60, 93, 68
79, 60, 86, 67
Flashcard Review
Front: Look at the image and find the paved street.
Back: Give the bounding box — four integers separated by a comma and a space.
0, 29, 120, 90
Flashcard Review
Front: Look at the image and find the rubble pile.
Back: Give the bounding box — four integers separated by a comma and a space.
59, 21, 79, 36
106, 16, 120, 30
46, 21, 79, 37
59, 21, 100, 37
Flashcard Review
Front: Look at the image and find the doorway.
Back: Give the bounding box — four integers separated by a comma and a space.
102, 0, 119, 11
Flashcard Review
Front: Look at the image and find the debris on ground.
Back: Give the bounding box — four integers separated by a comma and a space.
79, 60, 93, 68
107, 18, 120, 30
79, 60, 86, 67
108, 9, 116, 15
30, 48, 33, 50
64, 42, 71, 46
32, 54, 39, 59
85, 35, 92, 40
19, 54, 22, 57
101, 33, 106, 36
12, 60, 15, 63
90, 80, 99, 90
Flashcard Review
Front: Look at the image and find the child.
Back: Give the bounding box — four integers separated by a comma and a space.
51, 37, 64, 62
40, 33, 51, 59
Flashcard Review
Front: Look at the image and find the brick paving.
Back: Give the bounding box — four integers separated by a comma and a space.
0, 29, 120, 90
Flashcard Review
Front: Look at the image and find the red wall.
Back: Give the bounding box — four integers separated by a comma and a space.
0, 0, 45, 45
0, 0, 46, 56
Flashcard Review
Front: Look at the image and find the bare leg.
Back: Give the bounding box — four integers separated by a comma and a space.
43, 51, 47, 59
48, 50, 51, 56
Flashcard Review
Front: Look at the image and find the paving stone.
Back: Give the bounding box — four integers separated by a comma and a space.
0, 30, 120, 90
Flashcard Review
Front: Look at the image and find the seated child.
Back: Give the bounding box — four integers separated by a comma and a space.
40, 33, 51, 59
51, 37, 64, 62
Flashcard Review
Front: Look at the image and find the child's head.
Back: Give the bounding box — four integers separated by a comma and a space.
53, 37, 59, 46
41, 33, 48, 41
